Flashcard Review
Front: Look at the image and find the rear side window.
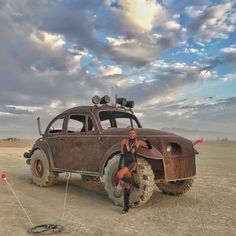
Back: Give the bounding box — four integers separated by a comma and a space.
68, 115, 86, 133
67, 115, 96, 133
48, 117, 64, 134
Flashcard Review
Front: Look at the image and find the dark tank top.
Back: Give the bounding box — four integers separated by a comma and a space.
123, 138, 137, 167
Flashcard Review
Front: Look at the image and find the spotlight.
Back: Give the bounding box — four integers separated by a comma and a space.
100, 95, 110, 104
92, 95, 100, 104
125, 101, 134, 108
116, 97, 127, 106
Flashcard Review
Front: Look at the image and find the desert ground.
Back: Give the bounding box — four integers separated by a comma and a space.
0, 140, 235, 236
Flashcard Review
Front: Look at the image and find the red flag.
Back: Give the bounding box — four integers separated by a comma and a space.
192, 138, 204, 146
0, 173, 7, 180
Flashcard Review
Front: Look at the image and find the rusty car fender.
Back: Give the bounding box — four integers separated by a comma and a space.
99, 143, 164, 176
137, 146, 166, 180
31, 139, 55, 170
136, 146, 164, 159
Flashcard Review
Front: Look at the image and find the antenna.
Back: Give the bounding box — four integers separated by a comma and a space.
115, 93, 117, 107
111, 87, 114, 105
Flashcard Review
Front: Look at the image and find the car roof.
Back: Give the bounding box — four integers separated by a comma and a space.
60, 105, 133, 116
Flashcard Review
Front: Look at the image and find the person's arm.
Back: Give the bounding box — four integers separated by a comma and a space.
137, 140, 148, 148
145, 139, 152, 149
138, 139, 152, 149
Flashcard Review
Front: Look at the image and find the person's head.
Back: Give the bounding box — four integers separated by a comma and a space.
129, 128, 136, 139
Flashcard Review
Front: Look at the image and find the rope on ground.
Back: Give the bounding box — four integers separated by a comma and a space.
28, 224, 63, 235
4, 178, 34, 226
1, 172, 64, 235
62, 172, 71, 221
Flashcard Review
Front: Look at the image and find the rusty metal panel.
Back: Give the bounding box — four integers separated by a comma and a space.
98, 136, 122, 161
46, 134, 99, 172
137, 146, 163, 159
164, 156, 196, 181
158, 136, 196, 180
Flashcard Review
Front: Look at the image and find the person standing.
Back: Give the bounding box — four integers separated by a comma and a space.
116, 128, 152, 213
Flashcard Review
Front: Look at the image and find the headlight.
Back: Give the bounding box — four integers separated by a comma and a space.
166, 145, 172, 153
166, 143, 182, 155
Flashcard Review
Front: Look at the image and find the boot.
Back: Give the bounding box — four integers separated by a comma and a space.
121, 176, 140, 189
122, 189, 130, 214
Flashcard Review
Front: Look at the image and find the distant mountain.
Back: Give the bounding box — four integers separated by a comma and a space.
160, 128, 236, 141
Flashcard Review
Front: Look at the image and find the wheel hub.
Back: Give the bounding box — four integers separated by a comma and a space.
35, 159, 44, 177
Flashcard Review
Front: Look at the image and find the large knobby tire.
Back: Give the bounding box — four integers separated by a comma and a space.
30, 149, 58, 187
102, 155, 155, 207
156, 178, 194, 196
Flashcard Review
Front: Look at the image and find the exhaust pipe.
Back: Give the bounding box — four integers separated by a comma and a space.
37, 117, 43, 136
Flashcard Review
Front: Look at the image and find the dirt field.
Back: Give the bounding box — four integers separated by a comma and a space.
0, 140, 235, 236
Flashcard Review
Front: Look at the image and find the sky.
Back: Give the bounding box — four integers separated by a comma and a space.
0, 0, 236, 139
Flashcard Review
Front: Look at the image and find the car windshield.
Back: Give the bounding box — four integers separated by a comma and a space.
99, 111, 141, 129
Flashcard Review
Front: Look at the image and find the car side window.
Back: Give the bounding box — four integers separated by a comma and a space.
48, 117, 64, 134
67, 115, 86, 133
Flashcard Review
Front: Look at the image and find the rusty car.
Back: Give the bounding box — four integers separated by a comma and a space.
24, 95, 198, 207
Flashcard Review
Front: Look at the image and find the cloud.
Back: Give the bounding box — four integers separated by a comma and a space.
113, 60, 207, 106
99, 65, 122, 76
102, 1, 184, 65
177, 47, 206, 56
187, 2, 236, 42
221, 45, 236, 66
194, 56, 224, 71
105, 33, 182, 66
220, 73, 236, 81
0, 105, 34, 115
110, 0, 166, 32
30, 31, 66, 49
136, 96, 236, 133
191, 44, 236, 71
163, 20, 181, 31
1, 0, 184, 67
185, 5, 207, 18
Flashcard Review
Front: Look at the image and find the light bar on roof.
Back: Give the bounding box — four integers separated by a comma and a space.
116, 97, 127, 106
92, 95, 100, 104
126, 100, 134, 108
100, 95, 110, 104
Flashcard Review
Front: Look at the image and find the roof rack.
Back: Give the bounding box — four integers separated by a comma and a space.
91, 95, 134, 114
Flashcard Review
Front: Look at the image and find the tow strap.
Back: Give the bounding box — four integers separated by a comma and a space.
0, 172, 71, 235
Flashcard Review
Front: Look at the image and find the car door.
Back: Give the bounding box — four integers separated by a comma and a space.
45, 115, 67, 169
54, 112, 100, 172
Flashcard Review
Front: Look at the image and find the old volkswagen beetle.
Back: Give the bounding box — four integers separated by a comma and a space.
24, 95, 198, 207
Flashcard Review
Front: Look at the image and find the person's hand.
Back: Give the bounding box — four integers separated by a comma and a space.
143, 138, 152, 149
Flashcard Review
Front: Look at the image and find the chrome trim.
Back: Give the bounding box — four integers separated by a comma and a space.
164, 175, 196, 182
